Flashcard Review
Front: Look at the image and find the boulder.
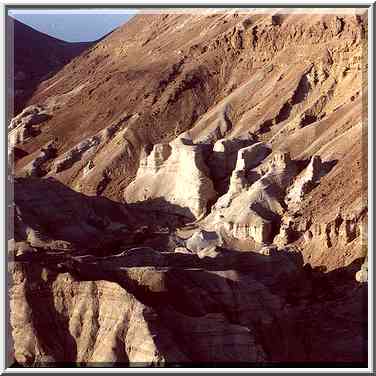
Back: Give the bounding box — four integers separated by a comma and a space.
355, 258, 368, 283
234, 142, 271, 171
186, 230, 223, 253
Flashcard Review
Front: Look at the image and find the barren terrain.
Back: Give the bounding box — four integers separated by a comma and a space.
8, 10, 368, 367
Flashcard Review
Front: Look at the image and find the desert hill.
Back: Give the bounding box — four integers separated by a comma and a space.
8, 17, 93, 114
8, 10, 368, 366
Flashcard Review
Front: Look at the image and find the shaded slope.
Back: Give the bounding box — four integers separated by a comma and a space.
8, 17, 94, 114
13, 12, 366, 201
9, 11, 368, 272
8, 13, 368, 367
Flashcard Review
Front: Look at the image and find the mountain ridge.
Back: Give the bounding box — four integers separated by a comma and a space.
9, 17, 95, 114
8, 10, 368, 366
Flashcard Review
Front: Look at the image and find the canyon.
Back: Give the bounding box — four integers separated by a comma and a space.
8, 10, 368, 367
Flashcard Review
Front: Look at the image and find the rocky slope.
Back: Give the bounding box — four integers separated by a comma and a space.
8, 18, 93, 115
8, 10, 368, 367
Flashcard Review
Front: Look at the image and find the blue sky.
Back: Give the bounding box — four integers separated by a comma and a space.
8, 9, 136, 42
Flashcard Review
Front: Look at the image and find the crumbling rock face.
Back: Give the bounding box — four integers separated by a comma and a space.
227, 214, 273, 244
207, 136, 256, 193
138, 144, 172, 175
271, 207, 367, 272
208, 149, 297, 244
125, 139, 217, 220
8, 10, 368, 367
9, 170, 367, 366
299, 210, 367, 270
273, 215, 294, 247
9, 249, 290, 365
9, 105, 51, 150
54, 136, 101, 174
286, 155, 323, 207
235, 142, 272, 172
25, 142, 57, 177
9, 242, 367, 366
9, 105, 50, 132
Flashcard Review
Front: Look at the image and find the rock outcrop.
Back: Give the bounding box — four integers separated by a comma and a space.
9, 105, 51, 149
356, 257, 368, 283
9, 241, 367, 366
207, 136, 257, 193
54, 136, 101, 174
186, 230, 223, 253
125, 139, 217, 220
25, 142, 57, 177
208, 149, 297, 244
286, 155, 323, 207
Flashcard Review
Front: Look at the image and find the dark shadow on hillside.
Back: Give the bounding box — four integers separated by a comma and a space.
22, 264, 78, 363
12, 176, 132, 251
127, 197, 196, 223
321, 159, 338, 175
12, 177, 194, 255
294, 158, 338, 176
8, 17, 95, 115
12, 147, 28, 161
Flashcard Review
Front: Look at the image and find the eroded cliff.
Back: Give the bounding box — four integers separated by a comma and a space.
8, 9, 368, 367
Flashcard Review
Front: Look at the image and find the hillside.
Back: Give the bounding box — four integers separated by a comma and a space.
8, 17, 93, 114
8, 10, 368, 367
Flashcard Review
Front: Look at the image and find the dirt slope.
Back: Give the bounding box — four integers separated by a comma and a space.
8, 17, 93, 114
8, 10, 368, 366
11, 10, 367, 268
